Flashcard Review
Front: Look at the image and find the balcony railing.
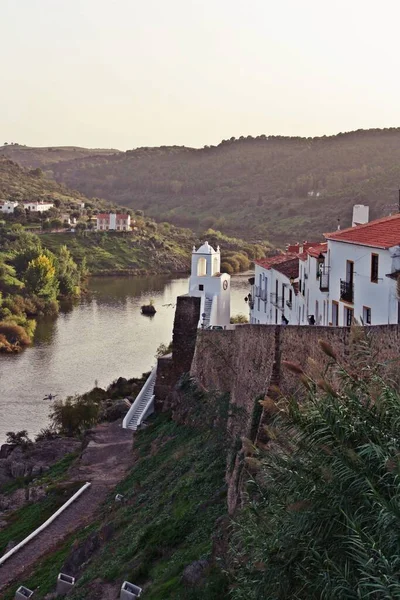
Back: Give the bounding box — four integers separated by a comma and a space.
340, 280, 354, 303
319, 266, 330, 291
270, 293, 283, 307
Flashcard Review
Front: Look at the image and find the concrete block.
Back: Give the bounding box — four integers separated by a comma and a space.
15, 587, 34, 599
120, 581, 142, 599
56, 573, 75, 596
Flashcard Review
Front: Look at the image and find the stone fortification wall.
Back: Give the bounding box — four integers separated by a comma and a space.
191, 323, 400, 512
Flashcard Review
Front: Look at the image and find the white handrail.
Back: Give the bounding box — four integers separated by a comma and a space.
122, 367, 157, 429
137, 394, 155, 428
0, 481, 91, 567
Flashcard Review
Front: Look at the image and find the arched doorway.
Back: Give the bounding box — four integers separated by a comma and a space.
197, 257, 207, 276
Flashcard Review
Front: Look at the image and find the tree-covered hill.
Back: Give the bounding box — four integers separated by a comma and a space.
0, 144, 119, 170
31, 128, 400, 244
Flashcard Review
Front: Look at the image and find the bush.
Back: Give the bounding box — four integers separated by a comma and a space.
0, 321, 31, 350
50, 395, 100, 436
220, 262, 234, 275
6, 430, 32, 449
231, 336, 400, 599
230, 314, 249, 324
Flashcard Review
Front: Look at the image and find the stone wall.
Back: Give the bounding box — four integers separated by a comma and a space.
190, 323, 400, 512
154, 295, 200, 410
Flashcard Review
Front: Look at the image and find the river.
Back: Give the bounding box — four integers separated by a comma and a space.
0, 273, 250, 443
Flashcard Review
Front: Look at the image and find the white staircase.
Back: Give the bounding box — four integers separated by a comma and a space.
203, 297, 213, 327
122, 367, 157, 431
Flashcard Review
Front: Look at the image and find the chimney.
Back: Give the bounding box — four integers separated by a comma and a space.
352, 204, 369, 227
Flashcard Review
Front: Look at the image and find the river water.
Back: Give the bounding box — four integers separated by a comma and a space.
0, 273, 250, 442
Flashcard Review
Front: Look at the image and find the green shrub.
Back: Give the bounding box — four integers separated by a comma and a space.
231, 339, 400, 599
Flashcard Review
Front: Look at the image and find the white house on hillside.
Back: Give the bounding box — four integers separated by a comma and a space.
96, 213, 131, 231
23, 201, 54, 212
0, 201, 19, 213
188, 242, 230, 328
249, 207, 400, 327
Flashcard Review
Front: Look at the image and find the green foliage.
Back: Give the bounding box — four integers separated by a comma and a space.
230, 313, 249, 324
24, 254, 59, 300
65, 411, 228, 600
231, 345, 400, 599
5, 429, 32, 448
50, 395, 100, 436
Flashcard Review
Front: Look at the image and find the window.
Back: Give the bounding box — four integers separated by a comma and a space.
281, 284, 285, 307
371, 254, 379, 283
264, 301, 267, 313
289, 289, 293, 304
332, 301, 339, 326
199, 284, 204, 291
363, 306, 371, 324
258, 298, 260, 311
345, 306, 354, 327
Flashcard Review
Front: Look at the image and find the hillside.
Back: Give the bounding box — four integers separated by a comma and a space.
0, 156, 99, 209
27, 128, 400, 244
0, 144, 119, 170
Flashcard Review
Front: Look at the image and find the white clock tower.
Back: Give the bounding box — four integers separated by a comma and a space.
188, 242, 230, 328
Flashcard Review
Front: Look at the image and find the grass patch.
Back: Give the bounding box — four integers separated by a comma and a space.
66, 409, 229, 599
0, 482, 81, 556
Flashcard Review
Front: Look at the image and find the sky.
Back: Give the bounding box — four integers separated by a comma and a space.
1, 0, 400, 150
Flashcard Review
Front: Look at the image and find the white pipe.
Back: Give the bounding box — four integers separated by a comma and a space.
0, 481, 91, 566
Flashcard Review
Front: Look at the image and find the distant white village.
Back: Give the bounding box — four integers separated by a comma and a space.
190, 205, 400, 328
0, 199, 131, 232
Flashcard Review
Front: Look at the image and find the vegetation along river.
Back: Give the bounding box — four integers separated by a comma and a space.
0, 273, 250, 443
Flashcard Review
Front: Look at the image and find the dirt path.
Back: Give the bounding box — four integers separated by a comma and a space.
0, 420, 133, 591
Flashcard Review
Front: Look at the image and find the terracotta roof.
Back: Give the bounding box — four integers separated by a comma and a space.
324, 213, 400, 249
255, 253, 299, 279
273, 257, 299, 279
255, 253, 297, 269
306, 242, 328, 258
286, 241, 320, 254
116, 214, 129, 219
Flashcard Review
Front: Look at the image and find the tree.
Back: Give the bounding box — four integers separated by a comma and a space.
57, 245, 80, 296
24, 254, 58, 300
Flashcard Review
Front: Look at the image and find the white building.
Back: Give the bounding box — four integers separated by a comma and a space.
297, 243, 330, 326
325, 213, 400, 326
22, 201, 54, 212
250, 254, 299, 325
188, 242, 230, 328
0, 201, 19, 213
96, 213, 131, 231
249, 208, 400, 327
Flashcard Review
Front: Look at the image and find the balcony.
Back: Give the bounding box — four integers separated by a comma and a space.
319, 266, 330, 291
270, 293, 283, 308
340, 280, 354, 303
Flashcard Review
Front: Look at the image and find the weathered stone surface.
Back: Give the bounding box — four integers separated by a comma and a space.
99, 398, 131, 422
190, 324, 400, 513
182, 559, 210, 585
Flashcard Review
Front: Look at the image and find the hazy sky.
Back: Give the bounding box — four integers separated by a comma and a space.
1, 0, 400, 149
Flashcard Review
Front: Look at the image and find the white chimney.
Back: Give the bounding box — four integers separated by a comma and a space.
352, 205, 369, 227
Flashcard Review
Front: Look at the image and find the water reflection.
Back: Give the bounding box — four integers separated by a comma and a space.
0, 273, 249, 442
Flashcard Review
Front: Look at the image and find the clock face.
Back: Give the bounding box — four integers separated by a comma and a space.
223, 280, 228, 290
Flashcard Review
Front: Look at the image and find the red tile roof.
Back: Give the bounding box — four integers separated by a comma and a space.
324, 213, 400, 249
255, 253, 299, 279
306, 242, 328, 258
255, 253, 297, 269
273, 257, 299, 279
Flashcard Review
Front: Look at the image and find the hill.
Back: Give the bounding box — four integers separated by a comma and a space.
0, 144, 119, 170
27, 128, 400, 244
